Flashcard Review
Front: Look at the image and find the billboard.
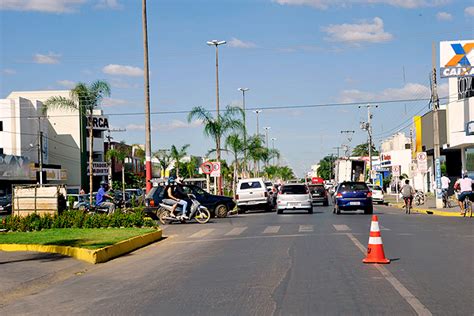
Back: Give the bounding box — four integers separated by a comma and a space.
440, 40, 474, 78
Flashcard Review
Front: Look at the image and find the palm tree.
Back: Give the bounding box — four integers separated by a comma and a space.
225, 134, 245, 197
247, 135, 266, 177
105, 142, 130, 202
153, 149, 172, 178
170, 144, 190, 177
188, 105, 244, 193
43, 80, 111, 206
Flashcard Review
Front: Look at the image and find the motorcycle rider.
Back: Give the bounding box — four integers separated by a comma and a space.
165, 177, 188, 219
95, 181, 115, 214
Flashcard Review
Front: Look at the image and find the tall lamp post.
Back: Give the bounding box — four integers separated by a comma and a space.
238, 87, 249, 173
271, 137, 277, 165
207, 39, 226, 195
254, 110, 262, 137
142, 0, 152, 193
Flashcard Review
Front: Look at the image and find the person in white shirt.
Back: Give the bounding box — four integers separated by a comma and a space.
441, 175, 450, 191
455, 173, 474, 214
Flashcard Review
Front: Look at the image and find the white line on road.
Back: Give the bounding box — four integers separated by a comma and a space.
345, 233, 432, 316
189, 229, 214, 239
380, 225, 391, 231
298, 225, 314, 232
225, 227, 247, 236
263, 226, 280, 234
333, 224, 351, 231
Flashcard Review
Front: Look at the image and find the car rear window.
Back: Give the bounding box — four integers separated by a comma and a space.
309, 185, 325, 193
240, 182, 262, 190
339, 183, 368, 191
281, 185, 308, 194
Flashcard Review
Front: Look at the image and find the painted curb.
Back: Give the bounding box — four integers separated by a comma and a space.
387, 203, 462, 217
0, 229, 162, 264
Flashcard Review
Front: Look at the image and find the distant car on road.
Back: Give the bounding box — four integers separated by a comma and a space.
236, 178, 272, 213
333, 181, 373, 215
367, 184, 384, 204
0, 194, 12, 214
277, 184, 312, 214
308, 184, 329, 206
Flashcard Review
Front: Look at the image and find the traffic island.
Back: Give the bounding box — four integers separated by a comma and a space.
0, 228, 163, 264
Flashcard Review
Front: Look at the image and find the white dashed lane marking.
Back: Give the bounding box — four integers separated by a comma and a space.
263, 226, 280, 234
225, 227, 248, 236
189, 229, 214, 238
333, 224, 351, 231
298, 225, 314, 232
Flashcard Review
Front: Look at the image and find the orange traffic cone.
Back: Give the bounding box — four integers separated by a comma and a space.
363, 215, 390, 264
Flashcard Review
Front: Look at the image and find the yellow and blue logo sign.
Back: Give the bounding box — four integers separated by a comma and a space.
440, 40, 474, 78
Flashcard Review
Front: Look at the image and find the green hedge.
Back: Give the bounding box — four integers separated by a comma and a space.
0, 210, 156, 232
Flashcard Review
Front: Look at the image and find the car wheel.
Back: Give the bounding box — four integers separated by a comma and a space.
277, 209, 283, 214
364, 206, 373, 214
335, 205, 341, 215
323, 199, 329, 206
308, 208, 313, 214
238, 206, 247, 214
215, 204, 228, 218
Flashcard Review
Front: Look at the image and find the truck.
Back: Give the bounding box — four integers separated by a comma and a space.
334, 159, 366, 184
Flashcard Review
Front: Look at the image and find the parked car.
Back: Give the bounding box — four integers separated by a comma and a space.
276, 184, 312, 214
367, 184, 384, 204
308, 184, 329, 206
236, 178, 272, 213
144, 184, 235, 218
333, 181, 373, 215
0, 194, 12, 214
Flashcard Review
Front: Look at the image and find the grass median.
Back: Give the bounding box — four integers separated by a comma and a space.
0, 228, 157, 250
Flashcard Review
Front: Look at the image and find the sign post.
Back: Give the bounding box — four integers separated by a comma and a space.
392, 165, 400, 203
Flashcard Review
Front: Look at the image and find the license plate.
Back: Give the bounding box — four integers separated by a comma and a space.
350, 202, 361, 205
289, 202, 300, 206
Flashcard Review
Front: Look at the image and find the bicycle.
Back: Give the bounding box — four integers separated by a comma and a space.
462, 196, 473, 218
403, 196, 412, 214
442, 190, 452, 208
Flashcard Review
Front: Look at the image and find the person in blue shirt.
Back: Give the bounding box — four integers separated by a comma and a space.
96, 181, 115, 214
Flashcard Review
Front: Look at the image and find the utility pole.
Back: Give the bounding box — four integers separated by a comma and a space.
271, 137, 277, 165
263, 127, 271, 167
39, 130, 44, 186
207, 40, 226, 195
332, 146, 342, 158
340, 130, 355, 156
431, 42, 443, 208
142, 0, 153, 193
238, 88, 249, 174
360, 104, 378, 183
254, 110, 262, 175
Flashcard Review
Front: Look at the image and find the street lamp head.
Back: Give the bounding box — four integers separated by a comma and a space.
264, 126, 271, 131
207, 40, 226, 46
238, 88, 249, 92
254, 110, 262, 114
271, 137, 277, 141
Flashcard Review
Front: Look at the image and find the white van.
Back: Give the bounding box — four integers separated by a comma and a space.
236, 178, 271, 212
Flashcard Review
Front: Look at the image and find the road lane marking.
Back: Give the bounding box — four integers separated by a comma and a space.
333, 224, 351, 231
299, 225, 313, 232
345, 233, 432, 316
380, 225, 391, 231
225, 227, 247, 236
189, 229, 214, 239
263, 226, 280, 234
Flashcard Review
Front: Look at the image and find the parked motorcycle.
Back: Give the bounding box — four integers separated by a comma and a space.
159, 194, 211, 225
414, 190, 425, 206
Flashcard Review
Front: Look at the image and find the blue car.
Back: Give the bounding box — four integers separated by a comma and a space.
333, 182, 373, 215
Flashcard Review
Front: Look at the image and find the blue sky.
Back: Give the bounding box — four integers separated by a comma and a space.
1, 0, 473, 176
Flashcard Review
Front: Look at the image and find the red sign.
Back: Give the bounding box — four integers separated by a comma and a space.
311, 177, 324, 184
200, 161, 213, 175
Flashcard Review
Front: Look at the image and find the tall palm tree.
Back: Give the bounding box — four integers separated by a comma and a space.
188, 105, 244, 193
153, 149, 172, 178
247, 135, 266, 177
170, 144, 190, 177
105, 142, 130, 202
225, 134, 245, 197
43, 80, 111, 206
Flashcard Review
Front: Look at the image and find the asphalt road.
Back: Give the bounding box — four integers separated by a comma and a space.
1, 204, 473, 315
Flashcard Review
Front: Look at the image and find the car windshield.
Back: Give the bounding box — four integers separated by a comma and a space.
192, 186, 206, 195
281, 185, 307, 194
240, 182, 262, 190
264, 182, 272, 187
339, 183, 368, 191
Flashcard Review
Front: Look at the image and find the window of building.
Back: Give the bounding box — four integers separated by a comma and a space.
458, 77, 474, 100
0, 121, 3, 131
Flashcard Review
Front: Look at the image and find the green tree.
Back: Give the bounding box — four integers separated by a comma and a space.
43, 80, 111, 206
153, 149, 172, 178
105, 142, 130, 202
317, 155, 336, 180
170, 144, 190, 177
351, 143, 379, 157
225, 134, 245, 197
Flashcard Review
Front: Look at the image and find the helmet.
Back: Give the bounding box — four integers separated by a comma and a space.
168, 176, 175, 184
100, 181, 108, 187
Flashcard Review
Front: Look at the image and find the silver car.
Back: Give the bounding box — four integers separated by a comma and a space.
277, 184, 312, 214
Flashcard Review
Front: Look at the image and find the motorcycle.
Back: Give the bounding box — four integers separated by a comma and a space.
159, 194, 211, 225
413, 190, 425, 206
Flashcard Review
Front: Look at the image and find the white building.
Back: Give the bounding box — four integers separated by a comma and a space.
379, 133, 413, 176
0, 91, 108, 191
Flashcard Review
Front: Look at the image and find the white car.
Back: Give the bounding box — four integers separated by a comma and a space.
236, 178, 271, 213
277, 184, 312, 214
367, 184, 384, 204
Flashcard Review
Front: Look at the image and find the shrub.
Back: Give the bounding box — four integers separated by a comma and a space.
0, 210, 158, 232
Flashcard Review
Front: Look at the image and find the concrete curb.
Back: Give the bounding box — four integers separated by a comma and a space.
0, 229, 162, 264
387, 203, 462, 217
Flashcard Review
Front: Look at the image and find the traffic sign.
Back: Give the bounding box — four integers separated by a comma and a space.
392, 165, 400, 177
200, 161, 213, 175
417, 152, 428, 173
211, 162, 221, 177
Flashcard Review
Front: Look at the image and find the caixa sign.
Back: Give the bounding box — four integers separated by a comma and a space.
86, 116, 109, 130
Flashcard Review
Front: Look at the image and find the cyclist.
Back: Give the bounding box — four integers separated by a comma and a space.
441, 174, 451, 207
455, 172, 473, 215
401, 179, 415, 210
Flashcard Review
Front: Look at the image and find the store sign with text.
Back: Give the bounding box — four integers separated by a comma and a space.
440, 40, 474, 78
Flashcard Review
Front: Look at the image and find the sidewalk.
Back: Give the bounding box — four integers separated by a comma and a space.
384, 194, 465, 217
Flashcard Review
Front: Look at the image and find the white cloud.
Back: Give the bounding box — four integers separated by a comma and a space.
436, 11, 452, 21
274, 0, 449, 9
33, 52, 61, 64
322, 17, 393, 44
228, 37, 257, 49
102, 97, 127, 107
465, 6, 474, 16
110, 78, 138, 89
2, 69, 16, 75
102, 64, 144, 77
1, 0, 86, 13
57, 80, 75, 88
95, 0, 122, 10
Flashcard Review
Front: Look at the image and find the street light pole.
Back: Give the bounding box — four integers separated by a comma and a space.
238, 87, 249, 174
254, 110, 262, 137
207, 39, 226, 195
359, 104, 377, 183
263, 127, 271, 167
271, 137, 277, 165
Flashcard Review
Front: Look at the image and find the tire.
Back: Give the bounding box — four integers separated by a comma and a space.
323, 200, 329, 206
365, 206, 373, 215
335, 205, 341, 215
215, 204, 228, 218
195, 208, 211, 224
159, 210, 171, 225
238, 206, 247, 214
277, 209, 283, 214
308, 208, 313, 214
